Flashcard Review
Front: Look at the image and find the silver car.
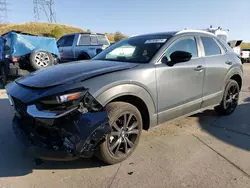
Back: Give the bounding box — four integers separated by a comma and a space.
6, 30, 243, 164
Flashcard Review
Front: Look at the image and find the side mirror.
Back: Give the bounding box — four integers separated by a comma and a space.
170, 51, 192, 64
161, 56, 169, 64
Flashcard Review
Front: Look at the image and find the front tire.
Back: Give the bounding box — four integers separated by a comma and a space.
214, 79, 240, 115
96, 102, 142, 164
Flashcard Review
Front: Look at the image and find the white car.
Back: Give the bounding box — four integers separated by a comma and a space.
240, 49, 250, 63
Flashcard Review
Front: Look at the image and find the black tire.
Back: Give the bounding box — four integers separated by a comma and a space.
77, 53, 90, 60
95, 102, 142, 164
214, 79, 240, 115
0, 65, 7, 87
29, 51, 53, 70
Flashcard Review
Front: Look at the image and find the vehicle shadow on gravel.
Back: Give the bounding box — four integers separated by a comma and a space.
0, 98, 107, 178
193, 101, 250, 152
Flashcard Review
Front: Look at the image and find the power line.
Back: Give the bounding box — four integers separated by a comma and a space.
33, 0, 56, 23
0, 0, 8, 23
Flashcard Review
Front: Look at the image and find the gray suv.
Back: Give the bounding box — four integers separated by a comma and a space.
57, 32, 110, 62
7, 30, 243, 164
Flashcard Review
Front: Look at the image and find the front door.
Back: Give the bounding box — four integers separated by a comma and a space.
58, 35, 75, 62
156, 36, 205, 124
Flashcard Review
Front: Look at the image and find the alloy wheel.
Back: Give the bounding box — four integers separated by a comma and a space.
108, 113, 139, 157
224, 84, 239, 112
35, 52, 50, 67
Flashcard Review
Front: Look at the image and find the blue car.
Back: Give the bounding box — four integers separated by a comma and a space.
0, 31, 60, 86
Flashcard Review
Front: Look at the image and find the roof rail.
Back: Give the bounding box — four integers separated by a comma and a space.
78, 32, 105, 35
176, 29, 216, 36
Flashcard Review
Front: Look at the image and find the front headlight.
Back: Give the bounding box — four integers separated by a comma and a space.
40, 92, 84, 105
39, 91, 103, 112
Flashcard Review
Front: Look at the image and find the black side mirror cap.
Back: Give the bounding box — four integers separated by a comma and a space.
170, 51, 192, 63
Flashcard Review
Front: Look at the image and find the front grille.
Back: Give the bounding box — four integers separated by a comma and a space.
12, 97, 28, 116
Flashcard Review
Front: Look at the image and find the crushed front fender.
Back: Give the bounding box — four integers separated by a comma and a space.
61, 111, 112, 158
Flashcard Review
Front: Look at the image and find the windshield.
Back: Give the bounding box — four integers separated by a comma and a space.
93, 35, 170, 63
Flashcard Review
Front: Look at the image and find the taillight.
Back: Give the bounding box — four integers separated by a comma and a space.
240, 52, 243, 57
12, 57, 18, 63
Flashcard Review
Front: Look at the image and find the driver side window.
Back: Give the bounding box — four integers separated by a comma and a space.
165, 37, 198, 58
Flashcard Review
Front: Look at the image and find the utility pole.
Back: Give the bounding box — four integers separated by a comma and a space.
33, 0, 40, 21
33, 0, 56, 23
0, 0, 8, 23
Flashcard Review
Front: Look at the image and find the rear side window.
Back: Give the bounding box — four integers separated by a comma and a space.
90, 35, 98, 45
216, 39, 228, 53
98, 35, 109, 45
79, 35, 91, 45
201, 37, 221, 56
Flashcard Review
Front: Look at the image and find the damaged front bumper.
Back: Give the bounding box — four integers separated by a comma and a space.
12, 103, 111, 161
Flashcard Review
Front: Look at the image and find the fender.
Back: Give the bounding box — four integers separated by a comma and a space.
223, 66, 243, 90
77, 51, 91, 60
95, 84, 158, 128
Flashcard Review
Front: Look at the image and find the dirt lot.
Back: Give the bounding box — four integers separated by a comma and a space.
1, 65, 250, 188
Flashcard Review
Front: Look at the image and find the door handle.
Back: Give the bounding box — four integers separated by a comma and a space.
225, 61, 232, 65
194, 65, 204, 71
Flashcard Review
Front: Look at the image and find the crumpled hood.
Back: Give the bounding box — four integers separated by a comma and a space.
16, 60, 138, 88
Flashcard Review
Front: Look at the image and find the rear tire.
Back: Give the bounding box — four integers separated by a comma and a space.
30, 51, 53, 70
77, 53, 90, 61
95, 102, 142, 164
0, 65, 7, 88
214, 79, 240, 115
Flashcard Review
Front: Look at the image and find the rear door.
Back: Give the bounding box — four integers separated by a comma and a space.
199, 36, 231, 107
75, 35, 91, 59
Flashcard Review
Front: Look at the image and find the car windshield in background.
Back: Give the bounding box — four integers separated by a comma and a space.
93, 35, 170, 63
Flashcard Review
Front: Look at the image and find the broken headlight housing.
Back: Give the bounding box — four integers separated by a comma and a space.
38, 91, 103, 113
40, 92, 85, 105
